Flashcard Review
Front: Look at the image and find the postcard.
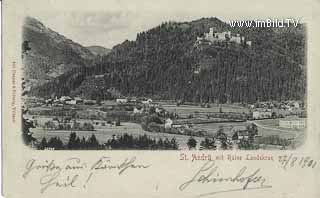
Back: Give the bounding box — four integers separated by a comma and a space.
2, 0, 320, 197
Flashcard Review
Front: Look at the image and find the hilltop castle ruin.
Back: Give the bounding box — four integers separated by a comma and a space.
197, 28, 252, 46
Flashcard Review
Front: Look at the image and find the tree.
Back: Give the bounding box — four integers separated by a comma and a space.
200, 138, 216, 150
80, 136, 87, 149
75, 137, 81, 149
22, 117, 36, 145
47, 137, 64, 150
146, 114, 163, 124
157, 138, 164, 149
247, 123, 258, 142
87, 134, 100, 149
215, 127, 229, 150
38, 137, 48, 150
187, 137, 197, 150
107, 135, 119, 149
216, 126, 227, 141
149, 106, 156, 114
163, 138, 171, 149
220, 139, 229, 150
170, 137, 179, 149
119, 133, 134, 149
67, 132, 77, 149
232, 132, 239, 141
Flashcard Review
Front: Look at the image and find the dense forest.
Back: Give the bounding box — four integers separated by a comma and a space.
24, 17, 306, 103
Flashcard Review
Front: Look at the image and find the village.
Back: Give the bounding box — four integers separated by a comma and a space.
23, 93, 306, 150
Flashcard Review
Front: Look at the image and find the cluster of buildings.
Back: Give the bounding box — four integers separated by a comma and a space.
116, 97, 169, 116
116, 97, 154, 105
45, 96, 86, 106
197, 28, 252, 46
116, 97, 165, 113
252, 110, 273, 120
43, 96, 160, 107
24, 96, 101, 108
250, 100, 303, 111
41, 119, 113, 131
133, 105, 167, 116
164, 118, 195, 131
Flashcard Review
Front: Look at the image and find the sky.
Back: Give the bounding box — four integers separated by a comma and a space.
35, 11, 224, 49
31, 0, 310, 49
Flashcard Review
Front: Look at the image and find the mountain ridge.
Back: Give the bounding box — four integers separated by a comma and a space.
24, 17, 306, 103
86, 45, 112, 56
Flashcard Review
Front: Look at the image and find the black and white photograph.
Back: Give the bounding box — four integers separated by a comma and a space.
5, 1, 320, 198
21, 12, 306, 150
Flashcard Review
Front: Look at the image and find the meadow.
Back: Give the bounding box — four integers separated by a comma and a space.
162, 103, 249, 118
31, 122, 205, 150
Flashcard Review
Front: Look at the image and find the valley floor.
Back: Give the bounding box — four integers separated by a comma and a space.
24, 99, 306, 150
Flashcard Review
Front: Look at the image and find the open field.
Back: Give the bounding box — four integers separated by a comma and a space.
254, 119, 282, 128
192, 122, 248, 135
31, 122, 205, 150
162, 104, 249, 117
253, 119, 305, 135
252, 119, 306, 148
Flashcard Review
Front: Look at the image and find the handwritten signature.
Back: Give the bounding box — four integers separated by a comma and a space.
22, 156, 150, 193
179, 160, 272, 197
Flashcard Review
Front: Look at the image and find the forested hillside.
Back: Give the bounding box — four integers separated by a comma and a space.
25, 17, 306, 103
22, 16, 95, 93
